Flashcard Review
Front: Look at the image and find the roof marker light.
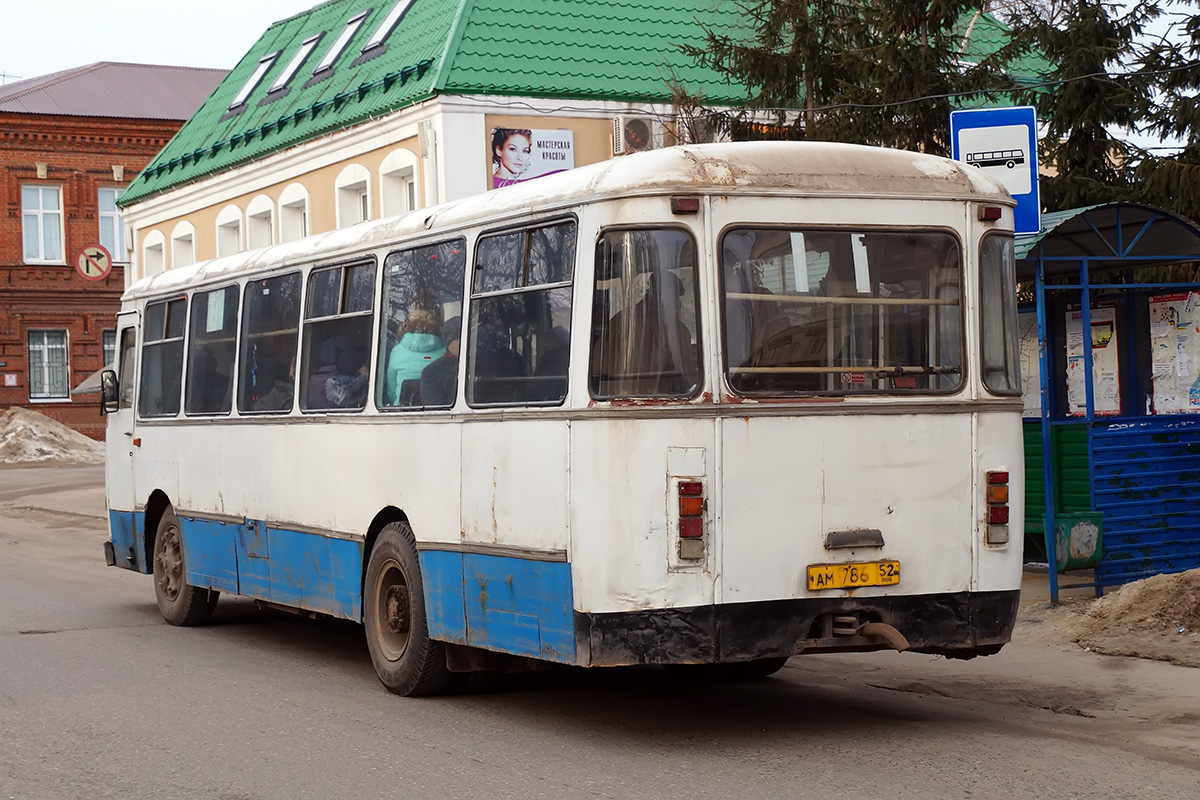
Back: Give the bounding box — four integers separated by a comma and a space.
979, 205, 1003, 222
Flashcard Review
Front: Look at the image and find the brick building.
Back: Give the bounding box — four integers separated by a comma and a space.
0, 62, 225, 438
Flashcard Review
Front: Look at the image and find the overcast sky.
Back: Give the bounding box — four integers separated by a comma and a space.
1, 0, 316, 84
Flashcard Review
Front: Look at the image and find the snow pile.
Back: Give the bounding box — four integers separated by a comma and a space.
0, 408, 104, 465
1061, 568, 1200, 668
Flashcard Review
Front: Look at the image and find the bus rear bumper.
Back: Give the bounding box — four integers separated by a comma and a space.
576, 590, 1020, 666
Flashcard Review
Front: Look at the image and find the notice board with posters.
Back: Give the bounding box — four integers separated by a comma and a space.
1148, 291, 1200, 414
1065, 305, 1121, 417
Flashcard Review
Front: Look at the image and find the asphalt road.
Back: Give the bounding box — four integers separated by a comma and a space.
2, 465, 1198, 800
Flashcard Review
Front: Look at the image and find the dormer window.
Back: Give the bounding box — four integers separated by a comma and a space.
228, 52, 280, 110
270, 34, 323, 93
362, 0, 414, 53
311, 9, 370, 77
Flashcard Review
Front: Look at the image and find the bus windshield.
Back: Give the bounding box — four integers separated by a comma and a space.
721, 228, 962, 395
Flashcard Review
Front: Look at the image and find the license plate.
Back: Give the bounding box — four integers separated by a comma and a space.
807, 560, 900, 590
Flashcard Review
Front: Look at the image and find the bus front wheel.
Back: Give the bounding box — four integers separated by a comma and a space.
364, 521, 452, 696
153, 507, 218, 626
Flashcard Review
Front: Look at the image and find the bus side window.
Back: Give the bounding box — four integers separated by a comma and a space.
466, 221, 575, 406
138, 296, 187, 418
377, 238, 467, 410
238, 272, 302, 414
117, 328, 136, 409
589, 228, 701, 399
299, 261, 376, 412
185, 285, 239, 415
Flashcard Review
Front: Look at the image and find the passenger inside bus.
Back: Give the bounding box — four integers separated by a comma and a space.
420, 316, 461, 406
387, 308, 445, 406
591, 270, 696, 396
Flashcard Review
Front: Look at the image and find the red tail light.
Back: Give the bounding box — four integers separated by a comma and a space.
985, 470, 1010, 542
678, 480, 705, 538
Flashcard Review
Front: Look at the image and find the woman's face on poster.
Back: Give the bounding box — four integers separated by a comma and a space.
497, 134, 532, 176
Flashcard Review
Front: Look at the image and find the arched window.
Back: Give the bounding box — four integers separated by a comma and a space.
334, 164, 371, 228
142, 229, 166, 278
171, 221, 196, 268
279, 183, 310, 242
380, 148, 420, 218
247, 194, 275, 249
216, 204, 243, 258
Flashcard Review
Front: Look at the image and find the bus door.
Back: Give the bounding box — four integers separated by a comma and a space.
105, 311, 142, 570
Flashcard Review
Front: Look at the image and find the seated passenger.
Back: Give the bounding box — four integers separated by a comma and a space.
254, 356, 296, 411
420, 317, 462, 407
306, 336, 347, 409
387, 309, 445, 405
326, 348, 370, 409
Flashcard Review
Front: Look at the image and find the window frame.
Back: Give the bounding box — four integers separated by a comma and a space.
138, 295, 189, 418
238, 271, 303, 415
184, 284, 241, 417
299, 258, 378, 413
98, 187, 124, 262
465, 216, 578, 408
22, 184, 65, 264
717, 222, 966, 398
979, 232, 1022, 397
588, 224, 704, 401
27, 329, 69, 401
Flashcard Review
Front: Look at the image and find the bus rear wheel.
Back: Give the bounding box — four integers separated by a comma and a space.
364, 521, 452, 696
153, 507, 218, 626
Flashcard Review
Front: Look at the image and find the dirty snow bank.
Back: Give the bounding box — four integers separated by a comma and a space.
1058, 568, 1200, 668
0, 408, 103, 465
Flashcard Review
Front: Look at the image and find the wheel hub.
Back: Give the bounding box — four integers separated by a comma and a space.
156, 526, 183, 601
385, 584, 410, 635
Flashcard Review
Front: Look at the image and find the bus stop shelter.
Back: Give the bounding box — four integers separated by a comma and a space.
1019, 203, 1200, 602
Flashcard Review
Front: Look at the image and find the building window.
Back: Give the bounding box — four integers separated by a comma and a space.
247, 195, 275, 249
143, 230, 166, 278
28, 330, 69, 399
279, 183, 309, 242
380, 148, 420, 217
228, 51, 280, 110
270, 34, 322, 93
335, 164, 371, 228
98, 188, 124, 260
171, 222, 195, 268
22, 185, 64, 263
362, 0, 415, 54
216, 204, 243, 258
312, 10, 369, 77
103, 329, 117, 367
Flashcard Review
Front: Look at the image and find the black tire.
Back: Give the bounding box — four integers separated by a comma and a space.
363, 521, 452, 696
664, 656, 790, 682
153, 507, 218, 626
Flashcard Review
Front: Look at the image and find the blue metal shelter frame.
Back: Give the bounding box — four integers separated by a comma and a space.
1019, 203, 1200, 602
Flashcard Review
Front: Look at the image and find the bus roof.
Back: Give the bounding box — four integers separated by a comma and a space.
126, 141, 1012, 300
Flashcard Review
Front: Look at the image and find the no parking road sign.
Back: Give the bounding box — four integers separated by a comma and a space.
75, 244, 113, 281
950, 106, 1040, 236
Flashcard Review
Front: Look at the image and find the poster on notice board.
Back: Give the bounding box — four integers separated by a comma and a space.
1065, 305, 1120, 417
1148, 291, 1200, 414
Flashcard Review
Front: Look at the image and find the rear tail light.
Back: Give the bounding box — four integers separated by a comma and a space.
678, 481, 705, 539
985, 470, 1010, 544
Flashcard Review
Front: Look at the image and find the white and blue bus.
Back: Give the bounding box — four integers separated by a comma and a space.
101, 142, 1024, 696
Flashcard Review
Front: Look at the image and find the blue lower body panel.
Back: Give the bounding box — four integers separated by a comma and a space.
107, 510, 147, 572
420, 550, 576, 664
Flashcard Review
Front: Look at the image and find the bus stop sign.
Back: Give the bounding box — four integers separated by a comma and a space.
950, 106, 1040, 236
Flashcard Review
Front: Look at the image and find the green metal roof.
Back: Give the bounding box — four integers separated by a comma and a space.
120, 1, 1041, 207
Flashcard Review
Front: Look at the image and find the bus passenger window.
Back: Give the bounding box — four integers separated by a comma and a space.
299, 261, 376, 412
138, 296, 187, 417
185, 285, 239, 415
117, 328, 136, 409
467, 221, 576, 406
589, 229, 701, 399
376, 239, 467, 410
238, 272, 301, 413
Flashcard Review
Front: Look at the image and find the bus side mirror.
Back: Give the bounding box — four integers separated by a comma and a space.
100, 370, 119, 414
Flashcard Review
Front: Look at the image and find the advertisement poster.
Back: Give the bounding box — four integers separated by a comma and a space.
489, 128, 574, 189
1019, 310, 1041, 418
1148, 291, 1200, 415
1065, 305, 1120, 417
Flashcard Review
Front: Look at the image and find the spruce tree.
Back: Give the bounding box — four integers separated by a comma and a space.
1006, 0, 1162, 210
682, 1, 1011, 154
1137, 4, 1200, 223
